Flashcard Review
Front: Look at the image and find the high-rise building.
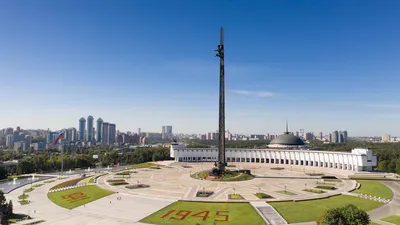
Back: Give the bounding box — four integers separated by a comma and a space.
79, 117, 86, 141
166, 126, 172, 134
342, 130, 348, 142
331, 130, 339, 143
382, 134, 391, 142
87, 115, 94, 142
96, 118, 103, 143
6, 134, 14, 147
109, 123, 116, 145
46, 132, 54, 144
69, 128, 77, 142
161, 126, 166, 139
102, 122, 109, 144
138, 128, 141, 135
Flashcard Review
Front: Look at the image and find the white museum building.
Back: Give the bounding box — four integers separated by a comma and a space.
170, 131, 377, 172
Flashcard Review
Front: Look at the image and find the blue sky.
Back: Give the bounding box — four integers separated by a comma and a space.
1, 0, 400, 136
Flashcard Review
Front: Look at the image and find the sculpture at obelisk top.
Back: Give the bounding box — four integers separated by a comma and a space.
214, 27, 226, 173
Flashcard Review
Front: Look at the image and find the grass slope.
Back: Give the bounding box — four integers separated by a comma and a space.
48, 185, 114, 209
353, 180, 393, 199
140, 201, 266, 225
270, 195, 383, 223
381, 215, 400, 224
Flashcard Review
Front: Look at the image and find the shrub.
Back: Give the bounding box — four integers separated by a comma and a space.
303, 189, 325, 194
109, 181, 128, 186
315, 186, 337, 190
317, 204, 370, 225
196, 191, 214, 197
125, 184, 150, 189
107, 179, 125, 183
321, 176, 337, 179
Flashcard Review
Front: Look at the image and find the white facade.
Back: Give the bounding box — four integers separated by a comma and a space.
170, 145, 377, 172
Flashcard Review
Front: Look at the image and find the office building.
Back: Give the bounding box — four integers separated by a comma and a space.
102, 122, 109, 144
87, 115, 94, 142
96, 118, 103, 143
79, 117, 86, 141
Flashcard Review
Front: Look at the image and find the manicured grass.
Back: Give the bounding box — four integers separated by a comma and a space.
140, 201, 267, 225
78, 176, 94, 185
369, 222, 380, 225
33, 183, 44, 188
18, 194, 29, 200
19, 200, 29, 205
50, 177, 86, 190
255, 193, 273, 199
25, 188, 34, 193
22, 219, 45, 224
352, 180, 393, 199
315, 186, 337, 190
128, 162, 159, 169
381, 215, 400, 224
349, 176, 393, 180
44, 180, 55, 183
47, 185, 114, 209
270, 195, 383, 223
8, 213, 30, 223
229, 194, 244, 199
276, 190, 296, 195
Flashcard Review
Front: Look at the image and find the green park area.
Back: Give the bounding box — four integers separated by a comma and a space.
381, 215, 400, 224
140, 201, 266, 225
352, 180, 393, 199
47, 185, 114, 209
269, 195, 383, 223
128, 162, 160, 169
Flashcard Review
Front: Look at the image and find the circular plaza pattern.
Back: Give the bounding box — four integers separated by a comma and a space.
98, 162, 356, 202
4, 161, 400, 225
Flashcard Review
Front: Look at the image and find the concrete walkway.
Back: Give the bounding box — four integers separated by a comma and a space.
368, 181, 400, 225
250, 202, 287, 225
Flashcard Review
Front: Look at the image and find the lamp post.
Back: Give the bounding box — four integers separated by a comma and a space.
305, 183, 307, 190
284, 185, 287, 193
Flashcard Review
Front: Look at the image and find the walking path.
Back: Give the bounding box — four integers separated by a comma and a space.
250, 202, 287, 225
368, 181, 400, 225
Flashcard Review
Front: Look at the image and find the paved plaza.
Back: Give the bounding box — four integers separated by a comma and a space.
97, 162, 356, 202
4, 161, 399, 225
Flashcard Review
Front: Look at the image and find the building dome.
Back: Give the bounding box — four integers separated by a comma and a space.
270, 132, 305, 146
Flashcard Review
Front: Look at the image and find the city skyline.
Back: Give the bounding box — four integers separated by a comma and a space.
1, 1, 400, 136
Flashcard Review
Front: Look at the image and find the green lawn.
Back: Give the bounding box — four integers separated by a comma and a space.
140, 201, 267, 225
269, 195, 383, 223
47, 185, 114, 209
352, 180, 393, 199
381, 215, 400, 224
276, 190, 296, 195
128, 162, 160, 169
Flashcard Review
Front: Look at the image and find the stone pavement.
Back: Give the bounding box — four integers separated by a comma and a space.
6, 175, 175, 225
250, 202, 287, 225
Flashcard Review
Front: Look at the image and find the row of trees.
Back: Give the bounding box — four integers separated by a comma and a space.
14, 147, 171, 175
0, 191, 13, 224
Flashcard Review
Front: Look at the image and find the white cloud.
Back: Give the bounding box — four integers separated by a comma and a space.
231, 90, 275, 97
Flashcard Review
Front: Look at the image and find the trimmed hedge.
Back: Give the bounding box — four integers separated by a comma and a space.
316, 185, 337, 190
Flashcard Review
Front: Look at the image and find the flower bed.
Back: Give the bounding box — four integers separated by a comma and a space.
50, 177, 86, 190
125, 184, 150, 189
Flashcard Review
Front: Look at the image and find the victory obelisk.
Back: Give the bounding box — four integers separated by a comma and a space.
215, 27, 226, 173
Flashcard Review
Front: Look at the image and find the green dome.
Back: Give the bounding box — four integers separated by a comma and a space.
270, 132, 305, 146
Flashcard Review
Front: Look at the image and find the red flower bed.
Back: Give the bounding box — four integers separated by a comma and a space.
50, 177, 87, 190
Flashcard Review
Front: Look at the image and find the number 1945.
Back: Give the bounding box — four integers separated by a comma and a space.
161, 210, 229, 222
